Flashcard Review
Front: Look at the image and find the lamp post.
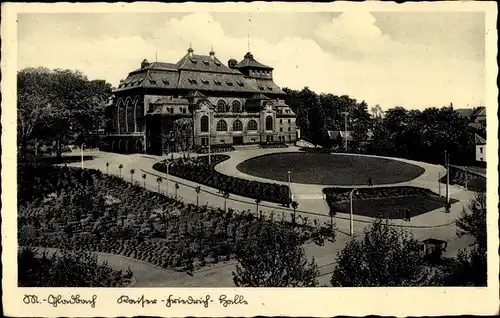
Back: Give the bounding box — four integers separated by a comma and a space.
349, 188, 358, 236
80, 143, 85, 169
166, 161, 173, 197
287, 170, 292, 203
438, 172, 441, 197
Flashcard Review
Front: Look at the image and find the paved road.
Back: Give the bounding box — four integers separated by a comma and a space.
63, 149, 478, 286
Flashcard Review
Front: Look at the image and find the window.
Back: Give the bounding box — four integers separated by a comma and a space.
217, 100, 226, 112
215, 62, 221, 66
288, 127, 291, 132
265, 115, 273, 131
162, 78, 169, 85
247, 120, 258, 131
200, 116, 209, 132
233, 120, 243, 131
279, 119, 283, 124
267, 86, 273, 91
203, 61, 209, 65
190, 58, 197, 64
214, 79, 222, 85
216, 120, 227, 132
288, 119, 291, 124
289, 136, 292, 141
232, 100, 242, 113
285, 109, 290, 114
182, 108, 187, 114
220, 139, 225, 144
258, 85, 264, 90
480, 147, 483, 153
280, 127, 283, 132
236, 81, 244, 87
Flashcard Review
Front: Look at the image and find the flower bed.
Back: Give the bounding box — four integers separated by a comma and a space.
299, 147, 331, 153
260, 142, 288, 149
196, 145, 235, 154
153, 155, 290, 204
323, 186, 458, 219
18, 164, 329, 277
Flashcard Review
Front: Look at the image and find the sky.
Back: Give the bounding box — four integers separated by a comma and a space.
17, 12, 485, 110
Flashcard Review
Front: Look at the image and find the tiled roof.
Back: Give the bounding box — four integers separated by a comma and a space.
247, 78, 285, 95
152, 97, 189, 105
177, 70, 259, 93
472, 106, 486, 117
474, 133, 486, 145
175, 54, 241, 74
234, 52, 273, 70
456, 108, 474, 118
248, 93, 271, 100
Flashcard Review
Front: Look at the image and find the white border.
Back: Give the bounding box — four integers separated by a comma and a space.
2, 2, 499, 316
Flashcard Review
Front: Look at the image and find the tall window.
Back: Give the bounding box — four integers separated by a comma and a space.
247, 120, 258, 131
233, 120, 243, 131
216, 120, 227, 132
200, 115, 209, 132
232, 100, 242, 113
265, 115, 273, 131
217, 100, 226, 113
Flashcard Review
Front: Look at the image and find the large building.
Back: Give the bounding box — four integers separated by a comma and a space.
102, 47, 297, 155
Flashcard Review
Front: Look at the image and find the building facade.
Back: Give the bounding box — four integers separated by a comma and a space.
475, 133, 486, 163
102, 48, 297, 155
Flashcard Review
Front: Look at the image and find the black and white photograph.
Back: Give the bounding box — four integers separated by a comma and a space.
2, 1, 498, 317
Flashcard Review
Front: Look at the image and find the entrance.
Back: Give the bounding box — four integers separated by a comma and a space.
233, 136, 244, 145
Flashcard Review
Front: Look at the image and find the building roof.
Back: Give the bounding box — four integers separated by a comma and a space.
456, 108, 474, 118
327, 131, 354, 141
152, 97, 189, 105
472, 106, 486, 117
234, 52, 273, 70
474, 133, 486, 145
114, 49, 285, 96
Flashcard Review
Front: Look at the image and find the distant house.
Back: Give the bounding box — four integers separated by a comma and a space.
457, 106, 486, 130
475, 133, 486, 163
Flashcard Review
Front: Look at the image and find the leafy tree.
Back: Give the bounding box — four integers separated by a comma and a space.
141, 173, 147, 188
17, 67, 112, 159
195, 186, 201, 206
331, 218, 430, 286
232, 222, 319, 287
130, 169, 135, 183
435, 192, 487, 286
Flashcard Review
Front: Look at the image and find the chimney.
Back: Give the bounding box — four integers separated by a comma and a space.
188, 47, 194, 57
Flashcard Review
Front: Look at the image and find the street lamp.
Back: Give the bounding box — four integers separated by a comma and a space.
81, 143, 86, 169
166, 161, 173, 197
287, 170, 292, 204
349, 188, 358, 236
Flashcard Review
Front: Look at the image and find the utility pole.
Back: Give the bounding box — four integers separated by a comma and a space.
342, 111, 348, 151
445, 150, 450, 209
208, 114, 212, 165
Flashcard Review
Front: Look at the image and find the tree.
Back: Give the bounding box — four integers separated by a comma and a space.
141, 173, 147, 188
17, 68, 112, 159
118, 164, 123, 178
255, 198, 261, 215
129, 169, 135, 183
331, 218, 430, 286
173, 118, 194, 155
290, 201, 299, 224
223, 191, 230, 212
436, 192, 487, 286
175, 183, 180, 199
195, 186, 201, 206
156, 177, 162, 193
105, 162, 109, 174
232, 222, 319, 287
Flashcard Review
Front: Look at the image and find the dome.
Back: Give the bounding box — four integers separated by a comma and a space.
228, 58, 238, 68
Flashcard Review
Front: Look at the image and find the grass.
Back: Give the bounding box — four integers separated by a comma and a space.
329, 195, 459, 219
237, 152, 425, 185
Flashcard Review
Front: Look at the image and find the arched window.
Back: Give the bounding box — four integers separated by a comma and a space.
247, 120, 258, 131
216, 120, 227, 132
200, 116, 209, 132
265, 115, 273, 131
233, 120, 243, 131
232, 100, 242, 113
217, 100, 226, 113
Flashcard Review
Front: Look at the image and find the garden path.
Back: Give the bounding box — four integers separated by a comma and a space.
63, 149, 477, 286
